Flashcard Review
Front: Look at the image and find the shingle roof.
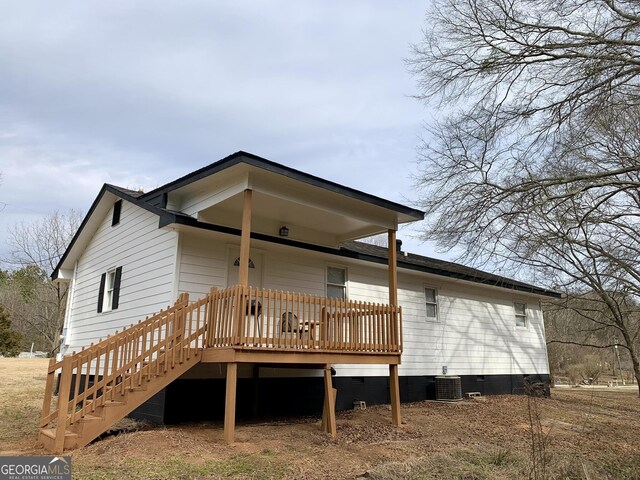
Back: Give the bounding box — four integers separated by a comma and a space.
106, 184, 145, 198
340, 241, 560, 298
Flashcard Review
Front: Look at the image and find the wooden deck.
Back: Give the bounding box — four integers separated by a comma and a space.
204, 285, 402, 360
201, 347, 400, 364
39, 285, 403, 453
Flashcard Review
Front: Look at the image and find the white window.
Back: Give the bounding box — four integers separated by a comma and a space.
326, 266, 347, 299
425, 287, 438, 320
104, 269, 116, 311
515, 302, 527, 327
98, 266, 122, 313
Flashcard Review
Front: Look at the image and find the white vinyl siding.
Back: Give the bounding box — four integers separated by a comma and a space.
70, 223, 549, 379
176, 235, 228, 298
64, 202, 178, 352
333, 260, 548, 378
395, 279, 547, 377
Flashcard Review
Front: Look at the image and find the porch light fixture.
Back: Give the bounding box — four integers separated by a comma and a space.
279, 226, 289, 237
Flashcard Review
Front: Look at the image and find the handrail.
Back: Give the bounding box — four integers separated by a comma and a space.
40, 289, 214, 447
207, 285, 402, 354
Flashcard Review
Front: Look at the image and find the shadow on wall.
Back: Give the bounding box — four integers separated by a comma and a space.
441, 291, 547, 384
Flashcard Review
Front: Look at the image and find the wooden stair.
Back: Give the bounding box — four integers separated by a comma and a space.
39, 290, 216, 453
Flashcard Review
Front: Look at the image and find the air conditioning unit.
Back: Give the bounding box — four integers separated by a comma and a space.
435, 375, 462, 401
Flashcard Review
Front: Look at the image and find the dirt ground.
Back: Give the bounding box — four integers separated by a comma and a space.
2, 358, 639, 480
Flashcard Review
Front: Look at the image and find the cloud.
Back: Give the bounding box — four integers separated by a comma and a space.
0, 0, 440, 264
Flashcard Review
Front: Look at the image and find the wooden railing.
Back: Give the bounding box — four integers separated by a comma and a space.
207, 286, 402, 354
40, 292, 210, 435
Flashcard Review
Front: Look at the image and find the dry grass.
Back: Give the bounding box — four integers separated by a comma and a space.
2, 358, 639, 479
0, 358, 49, 454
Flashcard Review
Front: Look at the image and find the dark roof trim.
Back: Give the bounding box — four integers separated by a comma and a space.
354, 250, 561, 298
161, 212, 560, 298
141, 151, 425, 220
51, 184, 167, 280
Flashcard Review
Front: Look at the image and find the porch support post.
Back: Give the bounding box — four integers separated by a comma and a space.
387, 229, 398, 305
387, 229, 399, 348
224, 362, 238, 444
387, 229, 401, 426
389, 364, 401, 426
238, 189, 252, 288
322, 364, 337, 436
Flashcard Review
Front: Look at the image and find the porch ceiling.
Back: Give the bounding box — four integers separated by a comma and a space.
198, 189, 393, 246
177, 162, 421, 247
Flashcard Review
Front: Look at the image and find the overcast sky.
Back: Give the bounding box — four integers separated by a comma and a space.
0, 1, 440, 268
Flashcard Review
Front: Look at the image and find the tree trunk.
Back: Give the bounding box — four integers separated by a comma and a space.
620, 329, 640, 397
630, 350, 640, 397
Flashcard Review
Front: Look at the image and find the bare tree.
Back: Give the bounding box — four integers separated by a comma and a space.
545, 293, 639, 385
409, 0, 640, 393
7, 210, 82, 274
408, 0, 640, 151
2, 210, 82, 354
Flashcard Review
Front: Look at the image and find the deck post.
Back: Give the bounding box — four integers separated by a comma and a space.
389, 364, 401, 426
224, 362, 238, 444
322, 364, 337, 436
238, 189, 252, 288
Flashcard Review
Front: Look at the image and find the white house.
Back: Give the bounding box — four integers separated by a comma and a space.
42, 151, 558, 452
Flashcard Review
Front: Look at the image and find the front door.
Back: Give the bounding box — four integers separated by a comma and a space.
227, 248, 263, 289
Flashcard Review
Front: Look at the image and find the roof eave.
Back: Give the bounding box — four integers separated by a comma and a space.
141, 151, 425, 221
51, 184, 166, 281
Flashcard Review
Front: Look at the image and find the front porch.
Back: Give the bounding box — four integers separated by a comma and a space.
200, 283, 403, 442
203, 285, 402, 361
196, 182, 405, 443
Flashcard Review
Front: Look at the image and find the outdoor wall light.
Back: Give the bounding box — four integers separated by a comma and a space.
279, 226, 289, 237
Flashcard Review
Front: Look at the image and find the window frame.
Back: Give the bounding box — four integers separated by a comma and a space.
424, 285, 439, 321
325, 265, 348, 300
514, 302, 527, 327
103, 268, 116, 312
97, 266, 122, 313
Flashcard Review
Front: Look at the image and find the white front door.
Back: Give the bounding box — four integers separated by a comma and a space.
227, 248, 263, 288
